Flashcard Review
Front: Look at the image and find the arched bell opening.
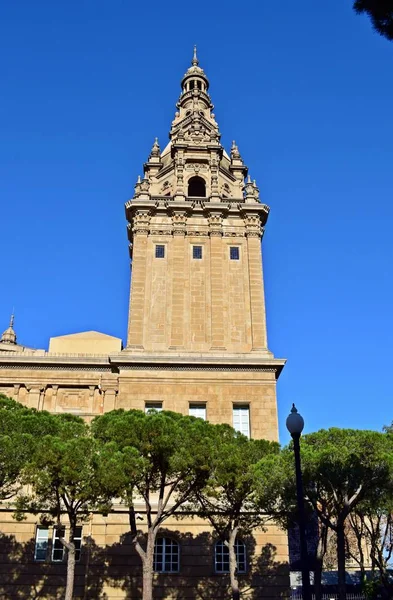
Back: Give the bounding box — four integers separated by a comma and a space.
188, 176, 206, 198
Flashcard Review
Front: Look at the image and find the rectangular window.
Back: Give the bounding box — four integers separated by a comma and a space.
189, 403, 206, 420
155, 245, 165, 258
52, 526, 65, 562
34, 527, 48, 562
215, 539, 246, 573
193, 245, 202, 259
230, 246, 240, 260
145, 402, 163, 413
233, 405, 250, 438
74, 526, 83, 562
154, 538, 180, 573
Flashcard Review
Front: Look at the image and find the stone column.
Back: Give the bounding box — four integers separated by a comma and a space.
246, 222, 268, 351
13, 384, 20, 402
127, 211, 150, 349
102, 387, 118, 413
170, 213, 186, 348
88, 386, 96, 414
26, 386, 44, 410
209, 214, 226, 350
51, 385, 59, 412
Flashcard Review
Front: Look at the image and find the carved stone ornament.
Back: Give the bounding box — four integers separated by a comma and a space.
185, 163, 208, 173
133, 211, 151, 235
172, 212, 187, 235
150, 229, 172, 236
244, 214, 262, 238
186, 229, 209, 237
208, 214, 223, 227
140, 177, 150, 193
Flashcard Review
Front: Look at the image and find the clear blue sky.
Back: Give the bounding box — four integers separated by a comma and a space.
1, 1, 392, 444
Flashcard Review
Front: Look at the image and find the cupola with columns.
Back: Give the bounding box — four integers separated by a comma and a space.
125, 49, 273, 356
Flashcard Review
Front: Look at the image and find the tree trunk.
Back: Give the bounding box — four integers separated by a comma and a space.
228, 529, 240, 600
314, 522, 327, 600
65, 542, 76, 600
336, 522, 347, 600
313, 556, 322, 600
142, 529, 156, 600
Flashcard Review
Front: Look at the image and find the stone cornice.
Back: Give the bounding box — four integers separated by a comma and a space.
0, 350, 286, 379
110, 353, 286, 379
0, 354, 111, 368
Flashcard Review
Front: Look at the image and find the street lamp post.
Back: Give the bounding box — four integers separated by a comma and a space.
286, 404, 312, 600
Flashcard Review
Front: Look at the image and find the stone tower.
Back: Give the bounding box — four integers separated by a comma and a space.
0, 50, 288, 598
125, 48, 273, 358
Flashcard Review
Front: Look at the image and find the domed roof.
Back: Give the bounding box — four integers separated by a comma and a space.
0, 314, 16, 345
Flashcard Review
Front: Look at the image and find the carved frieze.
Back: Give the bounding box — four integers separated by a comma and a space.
150, 229, 172, 236
185, 163, 208, 174
223, 231, 245, 238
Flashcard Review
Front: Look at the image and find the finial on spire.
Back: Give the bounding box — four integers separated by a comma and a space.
150, 137, 160, 158
10, 312, 14, 328
192, 45, 199, 66
231, 140, 241, 160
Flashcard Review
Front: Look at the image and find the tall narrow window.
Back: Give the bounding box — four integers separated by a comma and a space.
52, 526, 65, 562
145, 402, 163, 413
74, 526, 83, 562
193, 246, 202, 260
233, 405, 250, 438
215, 539, 246, 573
230, 247, 240, 260
154, 538, 180, 573
34, 527, 48, 561
155, 245, 165, 259
189, 403, 206, 420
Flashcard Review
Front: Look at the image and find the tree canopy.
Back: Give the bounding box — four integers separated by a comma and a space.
257, 428, 393, 600
91, 408, 216, 600
16, 413, 120, 600
354, 0, 393, 41
193, 425, 279, 600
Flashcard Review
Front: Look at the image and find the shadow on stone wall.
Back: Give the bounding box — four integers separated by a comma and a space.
0, 530, 288, 599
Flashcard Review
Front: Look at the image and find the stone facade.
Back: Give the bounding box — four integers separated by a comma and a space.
0, 49, 288, 599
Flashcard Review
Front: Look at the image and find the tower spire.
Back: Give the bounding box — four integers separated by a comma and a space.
192, 45, 199, 66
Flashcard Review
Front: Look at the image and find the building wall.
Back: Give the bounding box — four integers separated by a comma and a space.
0, 512, 289, 599
0, 360, 287, 599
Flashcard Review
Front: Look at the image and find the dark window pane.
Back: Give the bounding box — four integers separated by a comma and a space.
193, 246, 202, 259
230, 247, 239, 260
154, 538, 179, 572
155, 245, 165, 258
215, 539, 246, 573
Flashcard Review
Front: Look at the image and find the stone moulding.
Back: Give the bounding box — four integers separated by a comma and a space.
0, 356, 285, 379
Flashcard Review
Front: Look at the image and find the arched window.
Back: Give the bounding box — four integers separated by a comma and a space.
154, 538, 180, 573
188, 176, 206, 198
215, 539, 246, 574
